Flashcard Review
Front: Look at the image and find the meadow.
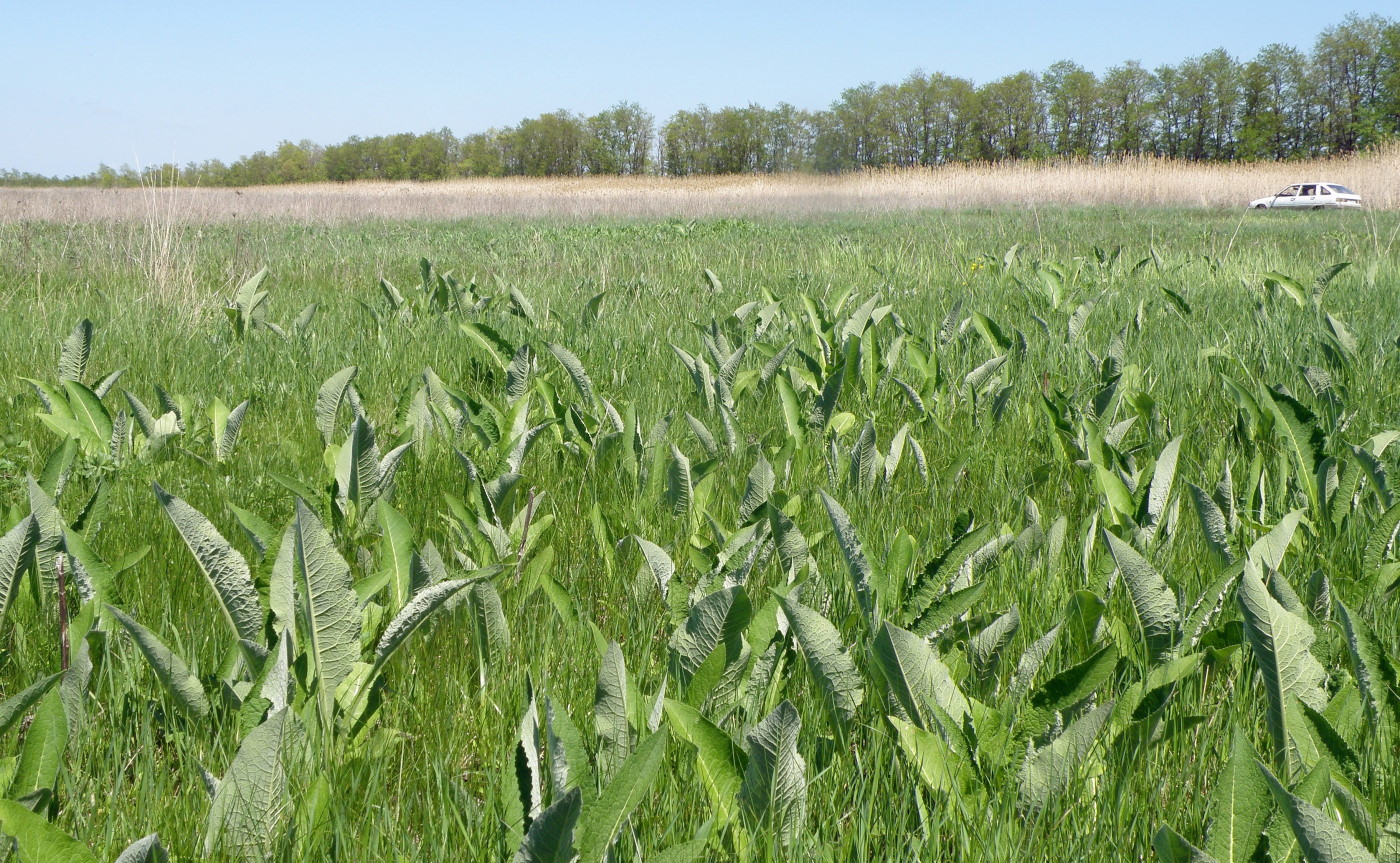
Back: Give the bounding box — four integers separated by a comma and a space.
0, 204, 1398, 862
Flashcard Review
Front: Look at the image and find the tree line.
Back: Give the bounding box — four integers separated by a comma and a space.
6, 13, 1398, 187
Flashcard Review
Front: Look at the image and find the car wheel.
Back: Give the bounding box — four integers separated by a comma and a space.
1254, 204, 1268, 209
1312, 206, 1324, 211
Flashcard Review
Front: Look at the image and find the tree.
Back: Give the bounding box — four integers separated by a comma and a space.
1314, 13, 1394, 152
972, 72, 1045, 160
585, 102, 654, 174
662, 107, 714, 175
1101, 61, 1157, 156
1041, 61, 1102, 156
503, 111, 587, 176
1236, 45, 1314, 160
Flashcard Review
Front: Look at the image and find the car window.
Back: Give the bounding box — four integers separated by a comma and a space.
1278, 186, 1297, 197
1300, 184, 1316, 195
1329, 184, 1356, 194
1319, 186, 1332, 195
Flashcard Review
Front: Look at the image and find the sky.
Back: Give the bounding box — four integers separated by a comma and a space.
5, 1, 1395, 177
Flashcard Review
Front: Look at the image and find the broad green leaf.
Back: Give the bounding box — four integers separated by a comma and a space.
738, 455, 775, 525
0, 673, 62, 738
516, 686, 543, 825
1238, 562, 1328, 775
650, 840, 707, 863
1257, 760, 1379, 863
1335, 601, 1400, 734
1249, 511, 1305, 572
963, 353, 1008, 394
1008, 623, 1061, 700
292, 499, 361, 732
228, 503, 277, 564
668, 586, 750, 686
1153, 825, 1220, 863
57, 320, 93, 384
1018, 701, 1113, 812
774, 375, 804, 448
459, 322, 513, 370
738, 700, 806, 846
1363, 502, 1400, 575
1203, 727, 1270, 863
9, 692, 67, 801
778, 594, 865, 726
627, 536, 674, 599
1261, 390, 1322, 513
889, 714, 976, 796
908, 580, 987, 639
969, 606, 1021, 683
1095, 463, 1136, 522
545, 695, 591, 797
62, 380, 111, 452
0, 516, 38, 627
1379, 816, 1400, 863
819, 490, 874, 627
470, 580, 511, 686
904, 523, 992, 625
217, 399, 250, 463
544, 342, 596, 405
664, 698, 746, 828
594, 641, 631, 771
1143, 437, 1184, 542
335, 416, 382, 514
373, 579, 474, 669
0, 799, 97, 863
1021, 643, 1119, 737
314, 366, 358, 444
106, 605, 210, 720
515, 787, 581, 863
204, 708, 297, 861
873, 621, 970, 729
154, 483, 263, 643
1189, 483, 1235, 564
268, 521, 296, 635
575, 727, 669, 863
665, 446, 692, 518
376, 502, 415, 611
36, 438, 78, 498
1103, 531, 1180, 663
506, 345, 532, 401
112, 834, 168, 863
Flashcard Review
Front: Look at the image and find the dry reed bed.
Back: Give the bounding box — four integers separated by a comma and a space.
4, 149, 1398, 223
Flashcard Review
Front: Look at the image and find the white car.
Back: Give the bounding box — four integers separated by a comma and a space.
1250, 182, 1362, 209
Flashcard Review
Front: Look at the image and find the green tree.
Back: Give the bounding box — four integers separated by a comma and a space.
1314, 13, 1395, 152
1041, 60, 1102, 156
1101, 61, 1156, 155
585, 102, 654, 174
972, 71, 1045, 160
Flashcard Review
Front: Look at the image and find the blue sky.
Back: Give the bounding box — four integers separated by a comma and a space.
5, 1, 1394, 176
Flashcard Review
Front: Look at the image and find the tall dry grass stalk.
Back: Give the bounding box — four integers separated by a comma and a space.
5, 147, 1399, 223
132, 164, 215, 325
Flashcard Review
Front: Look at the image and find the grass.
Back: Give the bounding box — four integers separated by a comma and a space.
0, 206, 1397, 861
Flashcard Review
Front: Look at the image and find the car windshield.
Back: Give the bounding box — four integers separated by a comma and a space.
1328, 184, 1356, 195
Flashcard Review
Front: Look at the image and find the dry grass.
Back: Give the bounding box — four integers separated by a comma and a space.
4, 147, 1399, 223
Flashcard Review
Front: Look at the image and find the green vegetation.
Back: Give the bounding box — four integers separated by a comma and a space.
5, 12, 1400, 186
0, 207, 1398, 861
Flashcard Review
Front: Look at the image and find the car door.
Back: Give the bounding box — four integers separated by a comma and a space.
1298, 184, 1318, 207
1275, 185, 1301, 207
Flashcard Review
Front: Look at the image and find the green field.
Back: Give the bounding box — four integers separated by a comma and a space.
1, 208, 1399, 862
